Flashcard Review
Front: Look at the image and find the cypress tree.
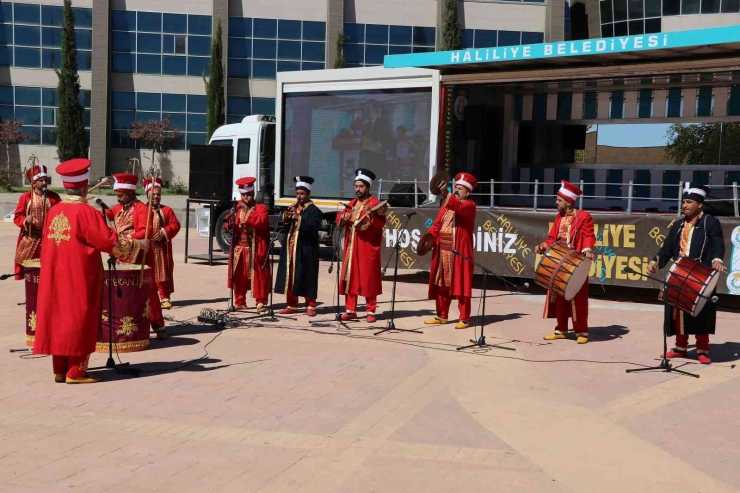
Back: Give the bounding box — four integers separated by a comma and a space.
334, 31, 347, 69
205, 21, 225, 140
442, 0, 462, 51
56, 0, 87, 161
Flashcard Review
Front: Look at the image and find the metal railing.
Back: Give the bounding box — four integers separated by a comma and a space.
374, 178, 740, 216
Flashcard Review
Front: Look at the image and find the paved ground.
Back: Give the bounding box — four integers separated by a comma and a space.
1, 220, 739, 493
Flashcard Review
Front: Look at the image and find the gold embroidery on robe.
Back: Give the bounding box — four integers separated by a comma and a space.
47, 212, 72, 246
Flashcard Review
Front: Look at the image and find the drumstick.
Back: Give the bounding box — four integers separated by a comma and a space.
138, 185, 154, 289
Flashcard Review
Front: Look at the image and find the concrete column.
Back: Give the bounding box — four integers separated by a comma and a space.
683, 87, 697, 118
714, 86, 729, 117
546, 0, 565, 42
90, 0, 110, 178
624, 91, 638, 118
585, 0, 601, 38
653, 89, 667, 118
326, 0, 344, 68
571, 92, 583, 119
522, 94, 533, 121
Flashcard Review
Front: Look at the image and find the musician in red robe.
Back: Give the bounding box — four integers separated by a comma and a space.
33, 159, 147, 384
225, 177, 271, 311
424, 172, 477, 329
143, 177, 181, 310
535, 180, 596, 344
106, 173, 166, 339
336, 168, 387, 323
13, 164, 61, 280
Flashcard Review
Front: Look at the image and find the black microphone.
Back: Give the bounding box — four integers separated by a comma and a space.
521, 282, 530, 290
328, 263, 333, 274
404, 211, 416, 217
96, 198, 109, 210
340, 202, 352, 209
452, 249, 460, 255
711, 295, 718, 303
623, 266, 637, 275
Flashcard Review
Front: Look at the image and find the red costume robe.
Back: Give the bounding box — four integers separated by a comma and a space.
13, 190, 61, 279
33, 196, 142, 374
542, 209, 596, 335
151, 204, 181, 301
106, 200, 165, 330
225, 202, 271, 306
336, 196, 385, 314
427, 194, 476, 321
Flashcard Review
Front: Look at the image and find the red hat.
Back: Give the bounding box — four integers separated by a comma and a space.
112, 173, 139, 192
454, 172, 478, 192
236, 177, 256, 193
56, 158, 91, 189
557, 180, 583, 204
25, 164, 48, 183
143, 176, 163, 192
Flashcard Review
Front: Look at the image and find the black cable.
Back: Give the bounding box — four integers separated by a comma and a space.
136, 329, 226, 374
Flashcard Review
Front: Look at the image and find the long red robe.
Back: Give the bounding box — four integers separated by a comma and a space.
226, 202, 271, 301
336, 196, 385, 298
107, 200, 165, 329
151, 204, 181, 295
427, 194, 476, 300
541, 209, 596, 325
34, 196, 141, 357
13, 190, 61, 280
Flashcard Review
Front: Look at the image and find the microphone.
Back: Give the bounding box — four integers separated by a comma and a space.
0, 273, 12, 281
340, 202, 352, 209
452, 249, 460, 255
328, 264, 333, 274
522, 282, 530, 289
96, 198, 109, 210
623, 266, 637, 275
711, 295, 718, 303
404, 211, 417, 217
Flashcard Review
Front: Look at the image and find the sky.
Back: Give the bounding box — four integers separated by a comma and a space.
591, 123, 677, 148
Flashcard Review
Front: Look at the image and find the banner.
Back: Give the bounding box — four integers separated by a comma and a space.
381, 208, 740, 295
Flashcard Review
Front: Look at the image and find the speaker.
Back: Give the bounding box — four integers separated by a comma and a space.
703, 188, 736, 217
188, 145, 234, 202
387, 183, 425, 208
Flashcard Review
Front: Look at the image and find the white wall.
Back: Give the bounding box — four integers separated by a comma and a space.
346, 0, 438, 26
661, 13, 740, 31
228, 0, 328, 21
110, 0, 213, 15
461, 1, 547, 32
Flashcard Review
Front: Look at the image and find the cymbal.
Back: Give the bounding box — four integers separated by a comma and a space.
416, 232, 435, 256
430, 170, 450, 196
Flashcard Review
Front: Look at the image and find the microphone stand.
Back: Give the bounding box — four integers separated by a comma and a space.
452, 250, 516, 352
313, 216, 350, 329
374, 212, 423, 336
623, 267, 707, 379
226, 201, 237, 311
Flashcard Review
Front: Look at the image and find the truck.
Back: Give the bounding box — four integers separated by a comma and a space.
206, 66, 441, 252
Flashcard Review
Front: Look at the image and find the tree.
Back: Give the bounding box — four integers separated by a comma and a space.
334, 31, 347, 69
128, 117, 181, 175
0, 119, 33, 191
204, 21, 225, 140
55, 0, 87, 161
664, 122, 740, 165
441, 0, 462, 51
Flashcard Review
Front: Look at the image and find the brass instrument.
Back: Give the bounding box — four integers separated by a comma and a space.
430, 170, 450, 196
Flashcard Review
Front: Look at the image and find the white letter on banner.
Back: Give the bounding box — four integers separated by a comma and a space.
475, 50, 483, 61
557, 43, 566, 55
523, 46, 531, 57
511, 46, 520, 58
569, 42, 579, 54
544, 44, 553, 56
619, 38, 629, 49
648, 35, 659, 48
634, 37, 643, 49
493, 48, 500, 59
596, 40, 607, 52
582, 41, 592, 53
663, 34, 668, 46
463, 51, 472, 62
451, 52, 460, 63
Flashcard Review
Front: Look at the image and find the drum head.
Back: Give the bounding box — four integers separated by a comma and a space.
693, 270, 719, 316
563, 256, 591, 300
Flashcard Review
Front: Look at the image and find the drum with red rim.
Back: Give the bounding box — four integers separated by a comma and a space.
97, 264, 151, 353
535, 242, 590, 300
664, 256, 719, 317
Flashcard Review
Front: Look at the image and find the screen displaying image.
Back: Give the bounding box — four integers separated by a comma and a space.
282, 87, 433, 199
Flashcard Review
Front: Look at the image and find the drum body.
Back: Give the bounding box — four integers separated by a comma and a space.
535, 242, 590, 300
665, 256, 718, 317
22, 259, 40, 347
97, 264, 151, 353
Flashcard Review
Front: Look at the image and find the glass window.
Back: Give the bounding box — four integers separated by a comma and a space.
365, 24, 389, 45
187, 94, 206, 113
253, 18, 277, 39
112, 53, 135, 73
277, 60, 298, 71
667, 88, 682, 117
645, 18, 661, 33
614, 0, 628, 19
112, 91, 136, 110
188, 15, 212, 36
278, 20, 301, 40
302, 42, 325, 62
237, 138, 250, 164
0, 105, 14, 121
682, 0, 700, 13
475, 30, 497, 48
462, 29, 474, 49
389, 45, 412, 55
301, 62, 324, 71
229, 38, 251, 58
629, 19, 644, 35
15, 26, 40, 46
602, 23, 614, 38
15, 87, 40, 106
557, 93, 572, 120
136, 110, 160, 123
137, 33, 161, 54
137, 92, 160, 112
521, 32, 544, 44
166, 112, 186, 130
229, 17, 252, 38
645, 0, 662, 15
532, 93, 547, 120
0, 3, 11, 23
138, 12, 162, 32
41, 48, 61, 69
228, 96, 251, 115
364, 44, 387, 65
75, 29, 92, 50
73, 8, 93, 28
278, 41, 301, 60
412, 46, 433, 53
610, 91, 624, 118
253, 39, 276, 59
697, 87, 713, 116
0, 46, 12, 66
41, 6, 64, 27
111, 130, 135, 148
584, 92, 598, 119
187, 56, 209, 77
112, 31, 136, 52
162, 94, 186, 112
703, 0, 721, 11
722, 0, 740, 12
42, 27, 61, 47
186, 132, 206, 148
188, 35, 210, 56
112, 110, 135, 129
186, 113, 206, 132
606, 169, 623, 198
77, 51, 92, 71
343, 23, 364, 44
628, 0, 644, 18
514, 94, 523, 120
389, 25, 412, 45
42, 128, 56, 146
15, 4, 41, 24
22, 126, 40, 144
0, 24, 12, 45
663, 0, 681, 14
498, 31, 521, 47
14, 47, 40, 67
663, 170, 679, 198
252, 98, 275, 115
42, 88, 57, 106
614, 21, 628, 36
137, 54, 161, 74
638, 89, 652, 118
228, 58, 250, 78
344, 43, 363, 64
175, 36, 186, 54
252, 60, 276, 79
79, 90, 91, 108
163, 13, 187, 34
112, 11, 137, 31
634, 169, 651, 198
413, 27, 435, 46
162, 55, 186, 75
302, 21, 325, 41
600, 0, 614, 22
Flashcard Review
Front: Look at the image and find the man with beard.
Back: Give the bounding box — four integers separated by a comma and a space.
424, 172, 477, 330
336, 168, 387, 323
648, 183, 726, 364
275, 176, 322, 316
143, 177, 181, 310
13, 164, 61, 280
535, 180, 596, 344
225, 177, 271, 311
106, 173, 166, 339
